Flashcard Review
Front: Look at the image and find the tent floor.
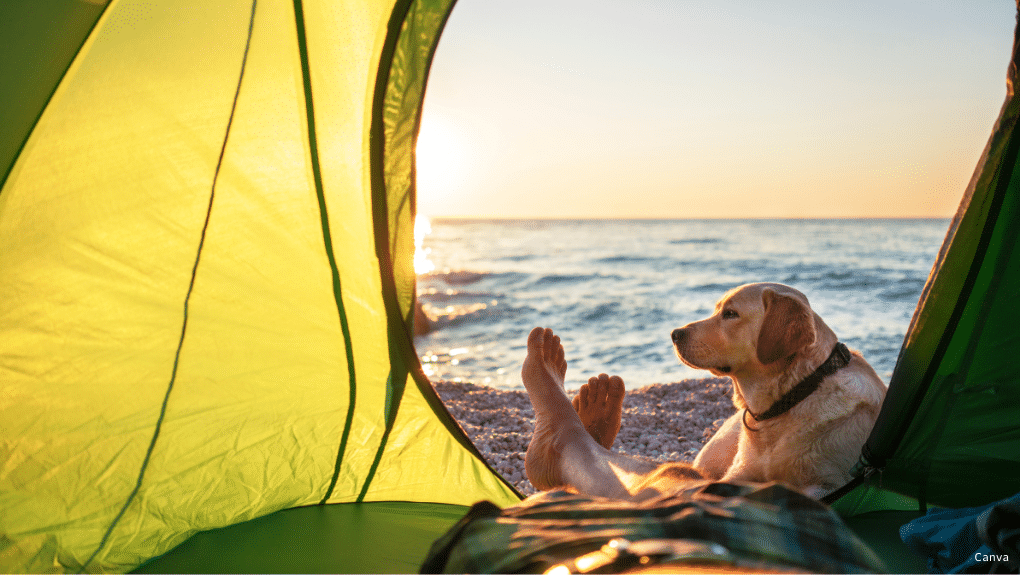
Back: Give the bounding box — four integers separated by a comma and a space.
133, 502, 928, 574
842, 510, 927, 573
132, 501, 469, 574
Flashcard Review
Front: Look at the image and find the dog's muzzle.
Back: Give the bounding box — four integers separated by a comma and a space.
672, 327, 731, 373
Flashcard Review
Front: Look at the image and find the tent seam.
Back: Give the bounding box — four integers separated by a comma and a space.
289, 0, 360, 507
81, 0, 259, 570
356, 0, 419, 503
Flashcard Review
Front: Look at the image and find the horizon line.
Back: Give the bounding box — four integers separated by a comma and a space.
419, 214, 955, 221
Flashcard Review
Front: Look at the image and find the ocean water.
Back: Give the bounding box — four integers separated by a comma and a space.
414, 218, 949, 390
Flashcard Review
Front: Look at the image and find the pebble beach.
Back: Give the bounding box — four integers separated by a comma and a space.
433, 377, 737, 496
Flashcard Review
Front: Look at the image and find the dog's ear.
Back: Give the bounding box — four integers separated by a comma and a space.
757, 288, 816, 365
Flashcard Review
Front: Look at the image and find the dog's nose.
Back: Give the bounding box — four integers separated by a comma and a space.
671, 328, 685, 344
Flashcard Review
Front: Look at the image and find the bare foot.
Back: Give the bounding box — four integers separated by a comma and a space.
521, 327, 591, 491
572, 374, 625, 449
520, 328, 693, 500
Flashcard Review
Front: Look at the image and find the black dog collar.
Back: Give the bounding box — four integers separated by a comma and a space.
745, 342, 852, 425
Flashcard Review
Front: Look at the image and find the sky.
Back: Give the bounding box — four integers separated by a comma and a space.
414, 0, 1016, 219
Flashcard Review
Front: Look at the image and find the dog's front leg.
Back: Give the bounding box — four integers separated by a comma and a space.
693, 412, 741, 479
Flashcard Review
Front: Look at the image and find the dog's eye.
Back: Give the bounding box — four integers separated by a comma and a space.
721, 309, 739, 319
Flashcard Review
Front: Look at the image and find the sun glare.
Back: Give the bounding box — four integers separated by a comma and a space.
415, 115, 470, 214
414, 213, 435, 275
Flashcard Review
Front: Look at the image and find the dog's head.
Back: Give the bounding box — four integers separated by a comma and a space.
671, 283, 820, 378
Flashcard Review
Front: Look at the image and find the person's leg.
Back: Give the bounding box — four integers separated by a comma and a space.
572, 373, 624, 449
522, 327, 702, 500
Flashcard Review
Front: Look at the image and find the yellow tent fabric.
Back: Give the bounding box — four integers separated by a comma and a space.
0, 0, 518, 572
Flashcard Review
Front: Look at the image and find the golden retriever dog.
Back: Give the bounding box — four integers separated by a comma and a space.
672, 282, 886, 498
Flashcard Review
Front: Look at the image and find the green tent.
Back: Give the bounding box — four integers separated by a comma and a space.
1, 0, 518, 572
1, 0, 1018, 573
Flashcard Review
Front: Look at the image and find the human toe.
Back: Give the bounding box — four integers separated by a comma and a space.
591, 374, 612, 403
606, 375, 625, 399
528, 327, 547, 351
579, 382, 593, 409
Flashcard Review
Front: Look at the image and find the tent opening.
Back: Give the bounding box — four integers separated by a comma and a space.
408, 0, 1011, 499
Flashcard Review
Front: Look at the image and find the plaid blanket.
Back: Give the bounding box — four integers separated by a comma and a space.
421, 481, 885, 574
